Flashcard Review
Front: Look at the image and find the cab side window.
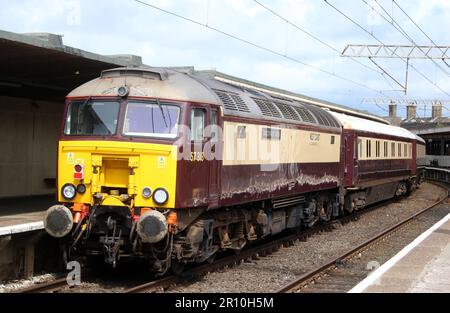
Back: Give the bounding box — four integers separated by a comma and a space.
190, 108, 205, 141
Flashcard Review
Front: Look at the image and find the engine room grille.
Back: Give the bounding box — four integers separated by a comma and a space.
308, 105, 340, 128
252, 98, 282, 118
291, 105, 317, 124
213, 89, 250, 113
274, 102, 300, 121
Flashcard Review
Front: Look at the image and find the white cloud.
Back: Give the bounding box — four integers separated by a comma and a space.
1, 0, 450, 117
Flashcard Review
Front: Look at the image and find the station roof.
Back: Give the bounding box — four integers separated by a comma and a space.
0, 29, 142, 101
402, 116, 450, 136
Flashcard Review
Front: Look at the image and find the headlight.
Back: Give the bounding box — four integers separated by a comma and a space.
61, 183, 76, 200
118, 86, 129, 97
142, 187, 152, 199
153, 188, 168, 205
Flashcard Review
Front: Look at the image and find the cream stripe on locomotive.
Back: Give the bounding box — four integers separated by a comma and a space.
358, 136, 412, 161
222, 121, 341, 166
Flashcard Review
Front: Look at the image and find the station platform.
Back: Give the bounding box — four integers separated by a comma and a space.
0, 195, 52, 236
350, 213, 450, 293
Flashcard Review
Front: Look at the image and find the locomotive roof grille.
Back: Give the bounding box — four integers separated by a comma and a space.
252, 98, 282, 118
291, 105, 317, 124
250, 96, 341, 127
313, 109, 328, 126
308, 105, 340, 128
274, 102, 300, 121
213, 89, 250, 113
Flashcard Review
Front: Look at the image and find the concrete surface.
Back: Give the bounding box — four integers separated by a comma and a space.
351, 213, 450, 293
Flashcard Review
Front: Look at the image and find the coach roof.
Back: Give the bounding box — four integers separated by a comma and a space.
330, 111, 416, 140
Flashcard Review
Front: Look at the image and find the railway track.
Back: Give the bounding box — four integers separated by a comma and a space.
123, 225, 328, 293
15, 277, 69, 293
276, 182, 449, 293
16, 183, 447, 293
122, 188, 435, 293
14, 270, 92, 293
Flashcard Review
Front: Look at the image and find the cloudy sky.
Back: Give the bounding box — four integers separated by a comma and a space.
1, 0, 450, 117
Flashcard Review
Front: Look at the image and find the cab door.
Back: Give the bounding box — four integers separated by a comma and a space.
188, 106, 210, 207
207, 108, 221, 208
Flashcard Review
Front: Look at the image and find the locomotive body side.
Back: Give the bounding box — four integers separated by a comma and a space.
218, 117, 342, 207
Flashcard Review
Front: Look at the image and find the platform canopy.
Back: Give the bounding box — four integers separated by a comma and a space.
0, 30, 143, 101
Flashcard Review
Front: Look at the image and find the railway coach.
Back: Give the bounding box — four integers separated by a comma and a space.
43, 67, 421, 273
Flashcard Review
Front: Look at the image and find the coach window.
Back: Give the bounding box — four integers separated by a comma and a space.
384, 141, 388, 157
404, 144, 407, 158
398, 143, 402, 157
190, 108, 205, 141
391, 142, 395, 157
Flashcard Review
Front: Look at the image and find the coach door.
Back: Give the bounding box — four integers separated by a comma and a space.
343, 131, 356, 186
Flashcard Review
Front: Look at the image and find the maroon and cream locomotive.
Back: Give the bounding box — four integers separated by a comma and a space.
43, 67, 423, 273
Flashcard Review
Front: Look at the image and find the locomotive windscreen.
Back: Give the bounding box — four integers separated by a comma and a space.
64, 100, 120, 136
122, 101, 180, 138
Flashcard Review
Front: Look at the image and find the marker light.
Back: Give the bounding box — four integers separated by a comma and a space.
153, 188, 168, 205
61, 183, 77, 200
76, 184, 86, 194
142, 187, 152, 199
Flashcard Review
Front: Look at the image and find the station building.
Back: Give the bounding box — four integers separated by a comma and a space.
0, 30, 143, 199
386, 103, 450, 168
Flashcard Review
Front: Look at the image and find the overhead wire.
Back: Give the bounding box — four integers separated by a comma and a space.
392, 0, 450, 61
133, 0, 394, 98
323, 0, 450, 97
364, 0, 450, 76
253, 0, 384, 76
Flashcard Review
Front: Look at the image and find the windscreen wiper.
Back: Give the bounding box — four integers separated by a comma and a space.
77, 96, 92, 133
156, 98, 168, 128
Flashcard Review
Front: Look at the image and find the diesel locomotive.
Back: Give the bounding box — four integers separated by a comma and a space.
43, 67, 424, 273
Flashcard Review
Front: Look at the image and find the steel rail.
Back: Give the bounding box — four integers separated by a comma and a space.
15, 270, 91, 293
123, 190, 424, 293
276, 182, 449, 293
15, 277, 69, 293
